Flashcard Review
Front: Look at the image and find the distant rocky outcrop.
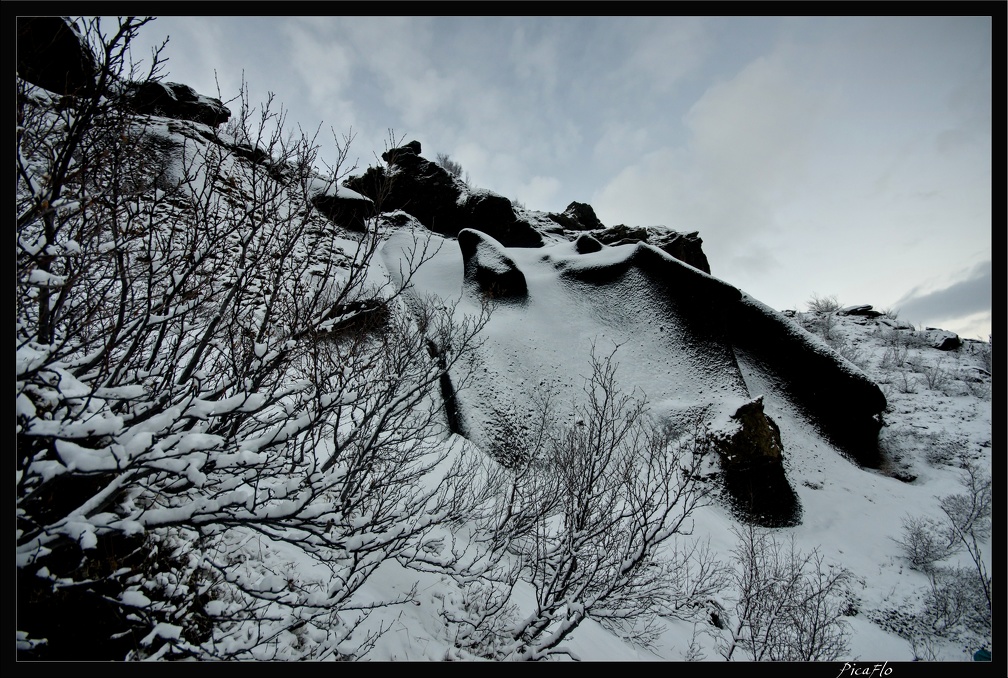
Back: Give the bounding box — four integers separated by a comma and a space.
594, 225, 712, 274
923, 328, 962, 351
125, 81, 231, 127
547, 201, 605, 232
344, 142, 543, 247
17, 17, 97, 96
840, 304, 883, 318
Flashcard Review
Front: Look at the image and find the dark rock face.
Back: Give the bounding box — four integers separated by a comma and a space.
715, 398, 800, 527
381, 139, 422, 165
730, 296, 887, 466
458, 229, 528, 299
574, 233, 603, 254
548, 201, 605, 231
840, 304, 883, 318
344, 143, 543, 247
125, 81, 231, 127
595, 224, 711, 274
924, 329, 962, 351
17, 17, 97, 95
310, 187, 375, 232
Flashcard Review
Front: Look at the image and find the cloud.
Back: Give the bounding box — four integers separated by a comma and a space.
892, 261, 992, 326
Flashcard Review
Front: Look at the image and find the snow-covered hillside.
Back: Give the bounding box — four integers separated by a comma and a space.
16, 17, 993, 664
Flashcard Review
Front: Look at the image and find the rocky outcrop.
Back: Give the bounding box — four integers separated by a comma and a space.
715, 398, 800, 527
17, 17, 97, 95
458, 229, 527, 299
16, 16, 230, 129
344, 143, 543, 248
730, 296, 887, 466
594, 225, 711, 274
309, 182, 375, 232
840, 304, 883, 318
574, 233, 603, 254
923, 328, 962, 351
125, 81, 231, 127
547, 201, 605, 231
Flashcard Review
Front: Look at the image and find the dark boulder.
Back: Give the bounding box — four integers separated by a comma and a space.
547, 201, 605, 231
17, 17, 97, 95
458, 229, 527, 299
382, 139, 422, 166
574, 233, 603, 254
840, 304, 883, 318
715, 397, 800, 527
310, 183, 375, 232
923, 329, 962, 351
458, 191, 543, 247
125, 81, 231, 127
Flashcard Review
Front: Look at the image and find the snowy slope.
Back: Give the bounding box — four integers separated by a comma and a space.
374, 222, 993, 662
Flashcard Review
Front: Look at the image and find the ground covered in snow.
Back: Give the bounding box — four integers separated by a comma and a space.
366, 222, 994, 662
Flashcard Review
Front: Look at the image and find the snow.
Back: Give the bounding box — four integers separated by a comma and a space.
371, 229, 993, 662
15, 90, 993, 663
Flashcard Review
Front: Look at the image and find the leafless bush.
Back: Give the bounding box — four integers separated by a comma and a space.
720, 523, 853, 661
426, 345, 720, 660
806, 292, 841, 314
894, 369, 918, 394
894, 457, 991, 638
17, 17, 492, 660
435, 152, 470, 186
921, 358, 951, 391
895, 516, 958, 570
831, 336, 866, 370
923, 435, 962, 467
879, 329, 913, 369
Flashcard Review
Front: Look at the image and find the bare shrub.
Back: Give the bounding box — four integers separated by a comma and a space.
894, 516, 957, 570
720, 523, 853, 661
17, 17, 493, 660
894, 370, 918, 394
879, 329, 913, 369
831, 336, 866, 370
428, 345, 721, 660
921, 358, 951, 391
894, 457, 991, 640
806, 292, 842, 314
435, 152, 470, 186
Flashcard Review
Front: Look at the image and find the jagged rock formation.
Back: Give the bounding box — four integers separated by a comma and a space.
547, 201, 605, 231
124, 81, 231, 127
17, 17, 231, 130
386, 228, 890, 526
729, 296, 887, 464
344, 142, 543, 247
17, 17, 97, 96
593, 224, 712, 274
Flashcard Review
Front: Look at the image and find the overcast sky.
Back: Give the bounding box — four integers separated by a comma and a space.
124, 14, 993, 340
